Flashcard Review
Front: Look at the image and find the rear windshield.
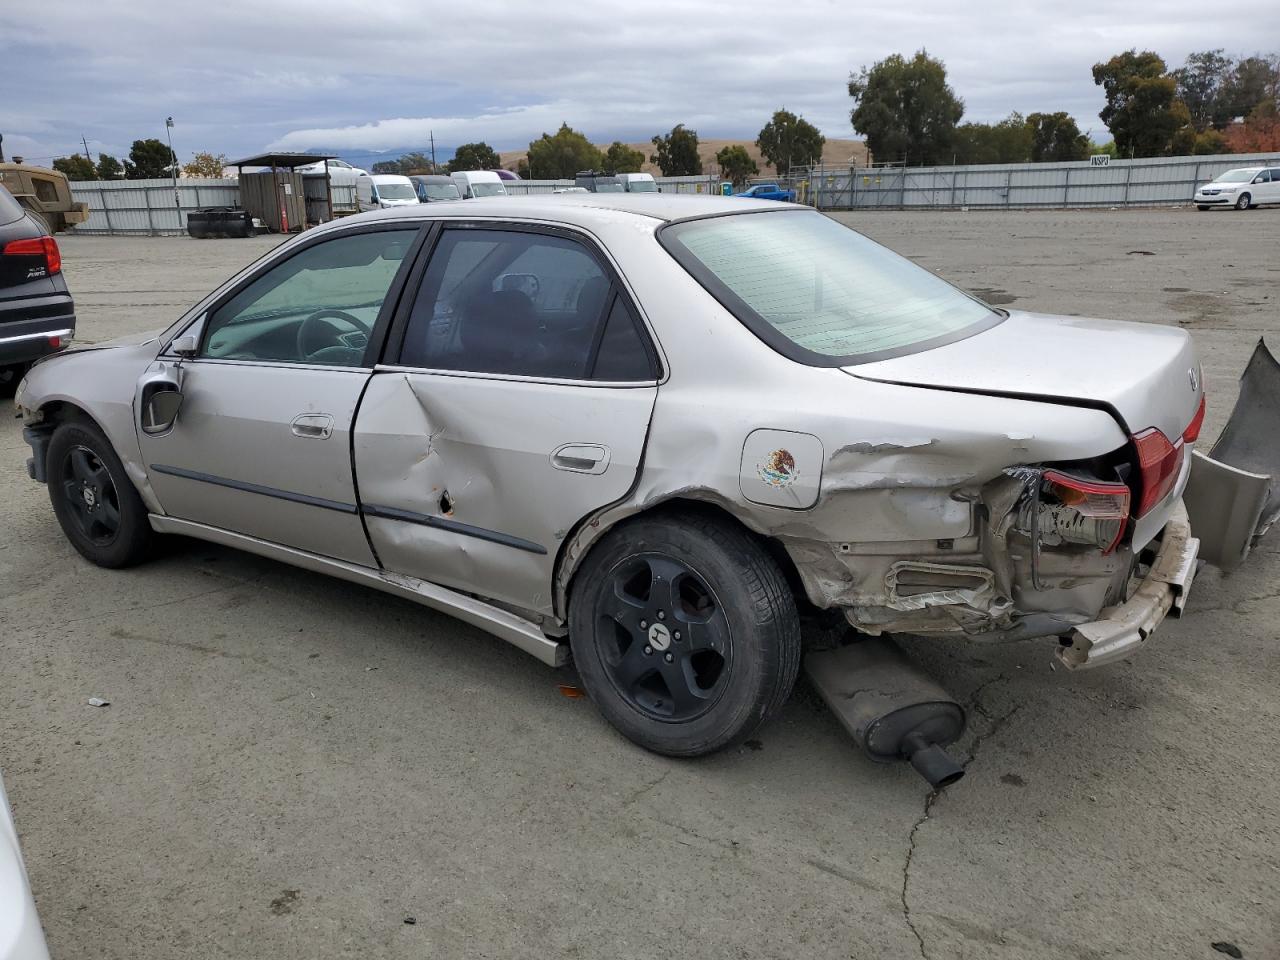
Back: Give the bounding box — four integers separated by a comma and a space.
659, 210, 1001, 365
0, 185, 24, 226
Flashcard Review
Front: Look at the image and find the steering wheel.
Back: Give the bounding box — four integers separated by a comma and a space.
296, 309, 368, 360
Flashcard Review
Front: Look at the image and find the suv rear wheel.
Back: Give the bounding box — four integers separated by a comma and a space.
569, 512, 801, 757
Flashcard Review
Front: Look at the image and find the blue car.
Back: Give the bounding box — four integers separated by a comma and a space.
736, 183, 795, 202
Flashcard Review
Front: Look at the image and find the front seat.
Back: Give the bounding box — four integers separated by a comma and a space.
458, 289, 541, 375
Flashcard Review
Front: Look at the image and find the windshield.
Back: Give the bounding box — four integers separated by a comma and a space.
1214, 169, 1259, 183
377, 183, 416, 200
593, 183, 624, 192
627, 180, 657, 192
660, 210, 1001, 365
470, 183, 506, 197
426, 184, 461, 200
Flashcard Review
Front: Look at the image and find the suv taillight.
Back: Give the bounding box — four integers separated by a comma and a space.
2, 235, 61, 275
1132, 428, 1184, 517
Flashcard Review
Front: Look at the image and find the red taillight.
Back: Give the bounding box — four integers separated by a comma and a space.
2, 235, 61, 275
1183, 394, 1206, 444
1132, 428, 1184, 517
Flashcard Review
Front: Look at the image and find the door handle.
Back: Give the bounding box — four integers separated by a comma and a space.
551, 443, 610, 475
291, 414, 334, 439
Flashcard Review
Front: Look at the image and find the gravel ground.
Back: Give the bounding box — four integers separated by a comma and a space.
2, 208, 1277, 960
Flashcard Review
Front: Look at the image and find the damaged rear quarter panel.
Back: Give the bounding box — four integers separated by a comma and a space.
555, 221, 1129, 623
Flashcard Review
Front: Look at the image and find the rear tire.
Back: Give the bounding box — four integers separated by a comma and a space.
569, 512, 801, 757
46, 419, 153, 568
1236, 193, 1252, 210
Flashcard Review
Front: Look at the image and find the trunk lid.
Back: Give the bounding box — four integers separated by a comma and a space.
845, 310, 1202, 442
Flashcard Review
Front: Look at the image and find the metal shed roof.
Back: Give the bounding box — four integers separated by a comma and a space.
230, 152, 336, 168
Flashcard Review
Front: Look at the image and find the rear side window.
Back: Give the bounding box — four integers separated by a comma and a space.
399, 228, 655, 381
660, 210, 1001, 366
0, 185, 23, 226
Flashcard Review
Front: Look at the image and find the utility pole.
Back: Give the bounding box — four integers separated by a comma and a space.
82, 136, 92, 164
429, 130, 436, 172
164, 116, 180, 226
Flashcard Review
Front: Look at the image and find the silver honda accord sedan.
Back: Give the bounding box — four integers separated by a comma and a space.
14, 195, 1266, 764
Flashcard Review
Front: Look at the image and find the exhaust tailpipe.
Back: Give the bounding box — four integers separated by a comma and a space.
805, 637, 966, 789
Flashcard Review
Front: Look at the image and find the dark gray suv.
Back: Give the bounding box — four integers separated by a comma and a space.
0, 183, 74, 388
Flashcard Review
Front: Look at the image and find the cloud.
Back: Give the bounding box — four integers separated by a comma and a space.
1, 0, 1267, 164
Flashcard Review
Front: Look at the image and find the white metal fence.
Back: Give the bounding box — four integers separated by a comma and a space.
802, 152, 1280, 210
68, 178, 358, 235
501, 174, 726, 195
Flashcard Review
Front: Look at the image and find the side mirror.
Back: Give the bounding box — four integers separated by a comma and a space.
171, 333, 198, 357
141, 386, 183, 435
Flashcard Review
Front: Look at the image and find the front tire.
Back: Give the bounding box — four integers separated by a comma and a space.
1197, 204, 1211, 211
569, 512, 801, 757
1236, 193, 1252, 210
46, 419, 153, 568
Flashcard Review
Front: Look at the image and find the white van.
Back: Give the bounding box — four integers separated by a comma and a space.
618, 172, 658, 193
356, 174, 419, 211
450, 170, 508, 199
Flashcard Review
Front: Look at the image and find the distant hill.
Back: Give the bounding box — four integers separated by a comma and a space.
499, 138, 868, 177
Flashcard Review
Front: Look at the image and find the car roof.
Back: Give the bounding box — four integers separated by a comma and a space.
370, 173, 412, 182
329, 192, 786, 229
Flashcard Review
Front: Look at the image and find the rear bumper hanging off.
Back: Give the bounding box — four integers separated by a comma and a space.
1058, 500, 1198, 669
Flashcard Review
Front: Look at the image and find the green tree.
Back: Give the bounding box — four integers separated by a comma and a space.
1172, 50, 1234, 131
603, 141, 646, 173
650, 124, 702, 176
1026, 111, 1089, 161
1192, 129, 1229, 154
755, 109, 825, 176
715, 144, 758, 186
398, 152, 435, 174
1092, 50, 1193, 157
52, 154, 96, 180
95, 153, 123, 179
370, 160, 402, 174
1220, 55, 1280, 125
953, 113, 1032, 164
526, 123, 604, 179
446, 142, 501, 173
124, 138, 175, 179
182, 151, 229, 178
848, 50, 964, 165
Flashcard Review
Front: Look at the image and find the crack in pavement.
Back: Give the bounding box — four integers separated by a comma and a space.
899, 674, 1020, 960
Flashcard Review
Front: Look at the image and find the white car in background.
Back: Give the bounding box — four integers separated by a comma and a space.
1194, 165, 1280, 210
356, 174, 419, 211
0, 774, 50, 960
297, 158, 367, 185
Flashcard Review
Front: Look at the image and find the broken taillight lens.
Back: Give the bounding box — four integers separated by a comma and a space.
1183, 394, 1206, 445
1132, 428, 1184, 518
1042, 470, 1130, 552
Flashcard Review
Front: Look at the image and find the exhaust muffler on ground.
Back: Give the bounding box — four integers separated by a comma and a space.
805, 637, 966, 788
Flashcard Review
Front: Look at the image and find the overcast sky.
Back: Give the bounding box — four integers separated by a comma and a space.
2, 0, 1268, 167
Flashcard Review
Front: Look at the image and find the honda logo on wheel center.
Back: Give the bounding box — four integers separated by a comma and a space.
648, 622, 672, 651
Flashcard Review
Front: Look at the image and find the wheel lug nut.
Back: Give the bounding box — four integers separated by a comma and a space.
657, 610, 665, 620
664, 652, 673, 663
639, 620, 647, 629
643, 645, 652, 655
673, 631, 682, 641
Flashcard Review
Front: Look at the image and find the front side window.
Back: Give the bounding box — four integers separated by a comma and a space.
202, 229, 414, 365
399, 228, 653, 380
660, 210, 1000, 365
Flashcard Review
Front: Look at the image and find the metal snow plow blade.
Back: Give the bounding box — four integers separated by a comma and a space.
1184, 338, 1280, 572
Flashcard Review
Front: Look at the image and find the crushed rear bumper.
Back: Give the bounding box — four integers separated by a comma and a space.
1058, 500, 1197, 669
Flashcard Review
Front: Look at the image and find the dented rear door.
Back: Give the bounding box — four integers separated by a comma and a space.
353, 223, 660, 616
